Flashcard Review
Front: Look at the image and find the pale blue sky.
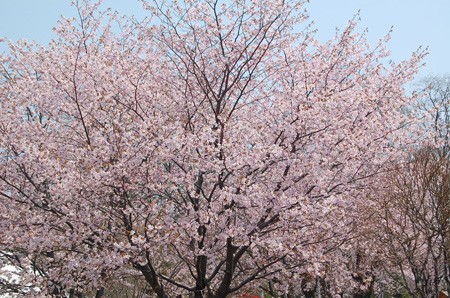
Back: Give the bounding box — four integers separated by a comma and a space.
0, 0, 449, 79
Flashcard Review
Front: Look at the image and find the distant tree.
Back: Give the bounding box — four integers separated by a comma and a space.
415, 75, 450, 155
368, 147, 450, 297
0, 0, 425, 297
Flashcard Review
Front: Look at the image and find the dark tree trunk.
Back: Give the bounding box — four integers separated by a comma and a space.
135, 262, 167, 298
95, 287, 105, 298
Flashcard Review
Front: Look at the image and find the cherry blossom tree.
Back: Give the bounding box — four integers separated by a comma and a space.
0, 0, 425, 297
